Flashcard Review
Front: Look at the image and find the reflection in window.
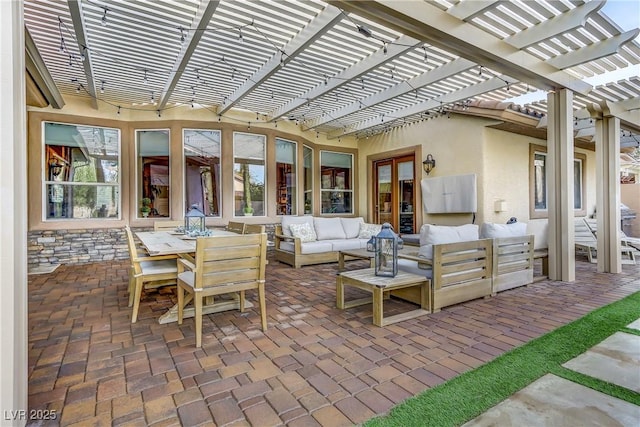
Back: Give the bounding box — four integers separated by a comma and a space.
303, 145, 313, 214
276, 138, 297, 216
184, 129, 221, 217
233, 133, 265, 217
320, 151, 353, 214
533, 150, 583, 213
44, 122, 120, 220
137, 130, 170, 218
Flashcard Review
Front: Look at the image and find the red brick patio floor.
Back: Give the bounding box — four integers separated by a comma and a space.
27, 253, 640, 426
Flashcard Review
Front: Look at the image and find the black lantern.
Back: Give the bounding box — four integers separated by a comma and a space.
366, 236, 376, 252
185, 204, 206, 234
374, 222, 399, 277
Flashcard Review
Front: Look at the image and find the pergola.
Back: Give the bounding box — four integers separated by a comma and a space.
2, 0, 640, 416
24, 0, 640, 142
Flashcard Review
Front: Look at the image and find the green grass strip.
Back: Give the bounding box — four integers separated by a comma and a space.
365, 291, 640, 427
550, 366, 640, 405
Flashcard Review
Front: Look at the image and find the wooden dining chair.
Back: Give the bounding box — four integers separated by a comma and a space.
226, 221, 246, 234
177, 233, 268, 347
124, 226, 178, 323
154, 220, 184, 232
243, 224, 265, 234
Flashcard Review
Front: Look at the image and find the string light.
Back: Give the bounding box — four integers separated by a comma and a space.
179, 26, 186, 44
150, 91, 154, 102
157, 110, 161, 118
79, 45, 87, 62
100, 80, 105, 94
422, 46, 428, 63
383, 41, 388, 55
116, 105, 121, 115
101, 7, 108, 26
143, 69, 148, 85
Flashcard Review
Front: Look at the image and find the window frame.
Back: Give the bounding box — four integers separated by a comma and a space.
183, 128, 222, 217
233, 131, 266, 218
320, 150, 354, 215
303, 145, 314, 215
42, 121, 122, 221
135, 129, 171, 219
529, 144, 587, 219
275, 137, 298, 216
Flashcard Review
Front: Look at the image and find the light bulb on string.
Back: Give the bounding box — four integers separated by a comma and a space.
100, 81, 105, 94
101, 7, 108, 26
143, 69, 148, 85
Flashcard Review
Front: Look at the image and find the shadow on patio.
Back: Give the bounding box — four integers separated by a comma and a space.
27, 253, 640, 426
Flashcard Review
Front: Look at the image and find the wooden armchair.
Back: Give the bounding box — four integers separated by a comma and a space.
491, 235, 534, 294
399, 239, 493, 312
124, 226, 178, 323
177, 233, 268, 347
226, 221, 246, 234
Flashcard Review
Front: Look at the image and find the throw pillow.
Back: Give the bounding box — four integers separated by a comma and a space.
479, 222, 527, 239
358, 223, 382, 239
289, 222, 317, 243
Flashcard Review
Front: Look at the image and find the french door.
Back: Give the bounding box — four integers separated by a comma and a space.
374, 155, 416, 234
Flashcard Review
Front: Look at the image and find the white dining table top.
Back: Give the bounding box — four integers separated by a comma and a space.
135, 229, 238, 255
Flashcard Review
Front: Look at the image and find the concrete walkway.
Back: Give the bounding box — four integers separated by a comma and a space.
463, 319, 640, 426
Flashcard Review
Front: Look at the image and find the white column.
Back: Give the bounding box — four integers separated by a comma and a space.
595, 116, 622, 273
0, 1, 28, 425
546, 89, 575, 282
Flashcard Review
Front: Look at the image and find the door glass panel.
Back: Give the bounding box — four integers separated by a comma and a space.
377, 163, 392, 225
398, 161, 415, 234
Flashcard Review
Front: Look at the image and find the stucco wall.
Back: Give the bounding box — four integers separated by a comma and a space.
357, 114, 488, 226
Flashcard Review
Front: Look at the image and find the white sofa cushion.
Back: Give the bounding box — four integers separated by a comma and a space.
330, 239, 362, 251
314, 217, 347, 240
418, 223, 479, 259
527, 219, 548, 250
281, 215, 314, 237
140, 259, 177, 275
289, 222, 317, 242
398, 259, 433, 279
480, 222, 527, 239
358, 223, 382, 239
299, 241, 334, 254
340, 217, 365, 239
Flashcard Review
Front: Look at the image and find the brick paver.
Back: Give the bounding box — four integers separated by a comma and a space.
26, 254, 640, 426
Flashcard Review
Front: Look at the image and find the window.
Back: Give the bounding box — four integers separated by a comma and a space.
276, 138, 297, 215
530, 144, 586, 218
184, 129, 221, 217
320, 151, 353, 214
43, 122, 120, 220
233, 132, 265, 217
303, 145, 313, 214
137, 130, 170, 218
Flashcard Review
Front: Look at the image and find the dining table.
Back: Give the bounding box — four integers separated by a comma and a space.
135, 229, 250, 324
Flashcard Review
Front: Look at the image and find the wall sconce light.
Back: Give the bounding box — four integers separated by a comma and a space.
49, 161, 64, 177
422, 154, 436, 175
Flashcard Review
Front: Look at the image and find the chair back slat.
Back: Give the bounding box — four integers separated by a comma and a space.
244, 224, 266, 234
226, 221, 246, 234
194, 233, 267, 289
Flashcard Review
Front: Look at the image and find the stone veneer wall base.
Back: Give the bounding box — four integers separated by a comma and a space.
28, 224, 277, 267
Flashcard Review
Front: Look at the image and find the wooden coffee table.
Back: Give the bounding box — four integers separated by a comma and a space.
336, 268, 430, 327
338, 248, 376, 271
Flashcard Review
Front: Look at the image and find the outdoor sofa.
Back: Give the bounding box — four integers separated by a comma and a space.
397, 222, 535, 311
274, 216, 381, 268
